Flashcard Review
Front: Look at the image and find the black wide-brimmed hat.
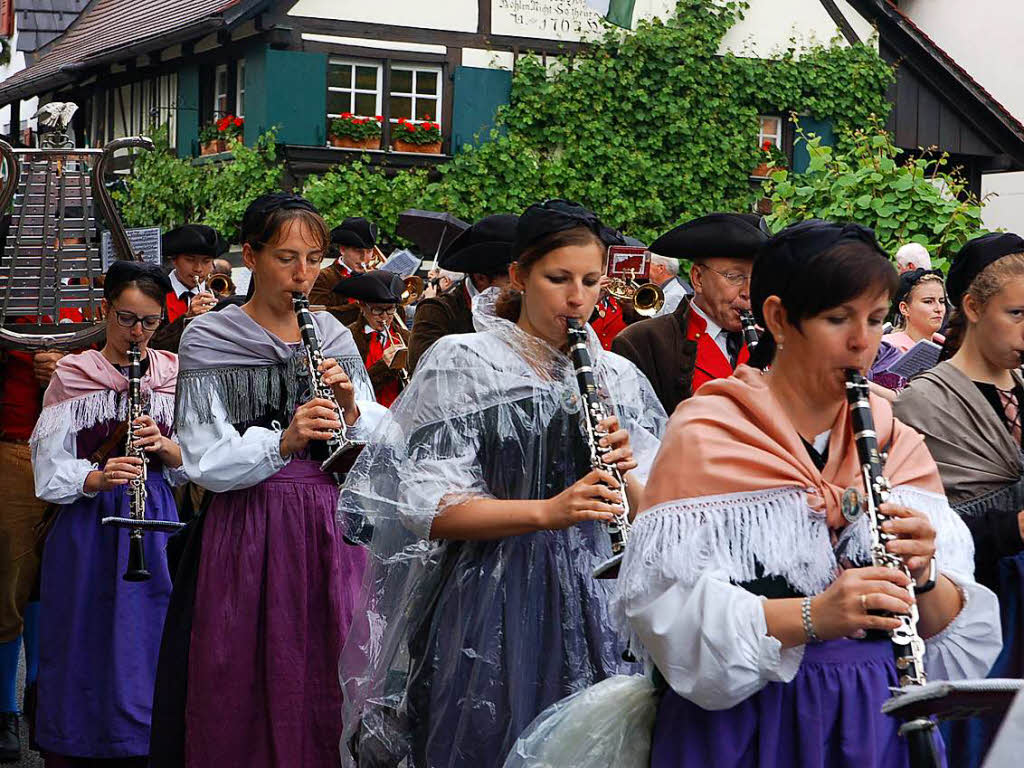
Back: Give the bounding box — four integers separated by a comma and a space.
946, 232, 1024, 309
650, 213, 766, 261
332, 269, 404, 303
162, 224, 228, 261
331, 217, 378, 249
439, 214, 518, 274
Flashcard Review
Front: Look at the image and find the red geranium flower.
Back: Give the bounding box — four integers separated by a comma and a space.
233, 117, 243, 127
216, 117, 230, 131
762, 140, 772, 151
424, 113, 431, 120
405, 124, 415, 132
374, 115, 383, 121
340, 112, 353, 119
397, 117, 407, 124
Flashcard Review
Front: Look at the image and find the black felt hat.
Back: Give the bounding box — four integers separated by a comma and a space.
946, 232, 1024, 309
162, 224, 228, 261
439, 214, 518, 274
331, 217, 378, 249
332, 269, 404, 303
650, 213, 767, 261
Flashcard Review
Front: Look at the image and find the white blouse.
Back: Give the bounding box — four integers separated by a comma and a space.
617, 485, 1003, 711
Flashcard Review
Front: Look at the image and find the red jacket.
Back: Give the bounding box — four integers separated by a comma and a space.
687, 308, 750, 394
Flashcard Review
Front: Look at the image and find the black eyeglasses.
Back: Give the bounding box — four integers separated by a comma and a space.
114, 310, 163, 331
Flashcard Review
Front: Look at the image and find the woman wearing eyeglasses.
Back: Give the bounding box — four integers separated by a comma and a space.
30, 261, 183, 767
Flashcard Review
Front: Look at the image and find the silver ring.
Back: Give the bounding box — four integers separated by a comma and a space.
860, 593, 868, 612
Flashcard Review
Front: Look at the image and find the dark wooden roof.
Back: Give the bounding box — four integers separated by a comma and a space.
0, 0, 267, 104
15, 0, 91, 54
848, 0, 1024, 170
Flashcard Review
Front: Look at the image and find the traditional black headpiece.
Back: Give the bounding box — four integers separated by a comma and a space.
946, 233, 1024, 309
162, 224, 228, 261
893, 267, 944, 309
332, 269, 405, 304
439, 214, 518, 274
331, 217, 379, 250
241, 193, 319, 245
650, 213, 766, 262
513, 199, 621, 259
103, 260, 172, 300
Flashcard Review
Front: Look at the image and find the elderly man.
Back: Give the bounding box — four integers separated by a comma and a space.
611, 213, 766, 414
895, 242, 932, 273
649, 253, 691, 316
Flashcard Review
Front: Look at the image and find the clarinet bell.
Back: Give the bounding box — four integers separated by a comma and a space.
124, 537, 151, 582
321, 439, 365, 476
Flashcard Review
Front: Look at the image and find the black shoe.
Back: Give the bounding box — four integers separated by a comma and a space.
0, 711, 19, 763
22, 682, 37, 752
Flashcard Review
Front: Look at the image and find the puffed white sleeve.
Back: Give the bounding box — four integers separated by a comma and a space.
178, 389, 289, 493
891, 486, 1003, 680
624, 567, 804, 710
31, 418, 97, 505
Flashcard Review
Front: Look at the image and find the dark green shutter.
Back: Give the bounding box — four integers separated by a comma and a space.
245, 47, 327, 147
176, 64, 200, 158
792, 117, 834, 173
451, 66, 512, 154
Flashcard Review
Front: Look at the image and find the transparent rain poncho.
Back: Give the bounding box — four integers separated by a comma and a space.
337, 293, 667, 768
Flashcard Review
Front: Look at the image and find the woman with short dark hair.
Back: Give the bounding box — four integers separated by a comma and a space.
32, 261, 183, 767
613, 221, 997, 768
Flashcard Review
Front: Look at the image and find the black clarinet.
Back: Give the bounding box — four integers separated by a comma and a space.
739, 310, 760, 351
292, 293, 371, 544
845, 370, 940, 767
567, 317, 630, 579
101, 342, 184, 581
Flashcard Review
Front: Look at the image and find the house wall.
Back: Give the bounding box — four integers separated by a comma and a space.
898, 0, 1024, 230
0, 20, 38, 138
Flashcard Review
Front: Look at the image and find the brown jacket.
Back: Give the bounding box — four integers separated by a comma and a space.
408, 281, 474, 373
347, 317, 411, 394
611, 295, 698, 415
311, 261, 361, 326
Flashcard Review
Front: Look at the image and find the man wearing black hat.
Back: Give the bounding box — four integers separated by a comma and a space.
311, 217, 379, 326
611, 213, 766, 414
408, 214, 517, 373
150, 224, 227, 352
334, 270, 411, 407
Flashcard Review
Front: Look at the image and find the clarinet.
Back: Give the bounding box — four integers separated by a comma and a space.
739, 310, 760, 351
101, 345, 185, 577
292, 292, 365, 476
567, 317, 631, 579
845, 370, 940, 767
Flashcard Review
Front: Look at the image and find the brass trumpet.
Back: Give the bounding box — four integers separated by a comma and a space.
208, 272, 234, 296
605, 277, 665, 317
379, 276, 422, 385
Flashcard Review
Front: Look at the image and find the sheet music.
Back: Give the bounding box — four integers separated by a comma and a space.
886, 339, 941, 379
381, 248, 422, 277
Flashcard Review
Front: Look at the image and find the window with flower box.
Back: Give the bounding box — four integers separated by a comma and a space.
388, 66, 443, 128
328, 59, 383, 119
753, 114, 787, 178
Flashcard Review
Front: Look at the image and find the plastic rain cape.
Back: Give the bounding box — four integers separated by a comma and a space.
337, 290, 667, 768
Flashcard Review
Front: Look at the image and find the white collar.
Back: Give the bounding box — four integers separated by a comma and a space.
689, 298, 725, 340
169, 270, 205, 298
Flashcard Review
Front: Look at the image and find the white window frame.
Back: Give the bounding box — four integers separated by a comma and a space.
213, 63, 229, 117
388, 64, 443, 127
758, 115, 783, 149
236, 59, 246, 118
327, 58, 383, 119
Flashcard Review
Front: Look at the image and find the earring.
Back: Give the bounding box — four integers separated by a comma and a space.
776, 338, 784, 352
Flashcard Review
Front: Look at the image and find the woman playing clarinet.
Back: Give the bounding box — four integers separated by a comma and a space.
894, 233, 1024, 767
149, 194, 386, 768
615, 221, 1000, 768
338, 199, 667, 768
31, 261, 183, 767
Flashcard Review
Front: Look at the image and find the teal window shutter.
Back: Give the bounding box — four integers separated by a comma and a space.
451, 66, 512, 154
792, 117, 834, 173
177, 64, 200, 158
263, 49, 328, 147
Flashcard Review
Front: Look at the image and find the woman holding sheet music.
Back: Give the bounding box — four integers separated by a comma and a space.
882, 268, 947, 353
894, 232, 1024, 768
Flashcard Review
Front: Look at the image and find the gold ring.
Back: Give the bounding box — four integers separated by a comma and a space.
860, 593, 868, 612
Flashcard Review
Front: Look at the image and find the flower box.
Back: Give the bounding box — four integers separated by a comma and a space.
329, 135, 381, 150
201, 139, 227, 156
393, 139, 442, 154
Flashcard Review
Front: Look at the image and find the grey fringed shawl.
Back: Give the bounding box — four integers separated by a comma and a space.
175, 303, 372, 427
894, 360, 1024, 514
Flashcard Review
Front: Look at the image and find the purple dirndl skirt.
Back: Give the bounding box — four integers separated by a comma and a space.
183, 459, 366, 768
651, 638, 939, 768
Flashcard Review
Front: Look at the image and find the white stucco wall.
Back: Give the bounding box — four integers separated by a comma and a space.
983, 172, 1024, 232
289, 0, 873, 55
0, 23, 39, 137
